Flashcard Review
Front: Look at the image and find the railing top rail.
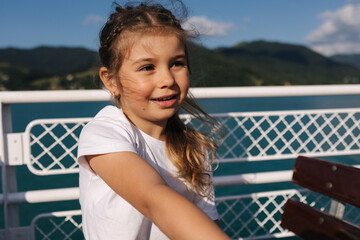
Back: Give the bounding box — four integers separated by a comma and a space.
1, 84, 360, 104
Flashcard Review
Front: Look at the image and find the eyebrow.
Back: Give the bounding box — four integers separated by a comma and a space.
173, 54, 186, 60
131, 54, 187, 66
132, 58, 153, 66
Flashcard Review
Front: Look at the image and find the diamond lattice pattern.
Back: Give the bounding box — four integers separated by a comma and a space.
28, 120, 88, 175
31, 190, 360, 240
34, 212, 83, 240
216, 189, 360, 239
26, 109, 360, 174
185, 109, 360, 161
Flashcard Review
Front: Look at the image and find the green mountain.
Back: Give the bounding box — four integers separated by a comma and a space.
0, 46, 99, 74
0, 46, 100, 90
214, 40, 360, 85
331, 54, 360, 69
188, 42, 263, 87
1, 41, 360, 90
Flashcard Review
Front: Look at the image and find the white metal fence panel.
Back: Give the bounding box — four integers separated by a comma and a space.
24, 118, 91, 175
30, 210, 82, 240
22, 108, 360, 175
216, 189, 360, 240
28, 189, 360, 240
9, 106, 360, 240
2, 88, 360, 240
187, 108, 360, 162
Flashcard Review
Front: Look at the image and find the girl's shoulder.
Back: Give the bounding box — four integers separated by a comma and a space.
88, 105, 128, 128
80, 105, 134, 141
93, 105, 126, 122
78, 105, 141, 156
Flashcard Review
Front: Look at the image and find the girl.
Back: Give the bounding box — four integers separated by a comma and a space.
77, 1, 229, 239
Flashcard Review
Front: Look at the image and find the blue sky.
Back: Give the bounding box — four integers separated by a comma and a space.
1, 0, 360, 56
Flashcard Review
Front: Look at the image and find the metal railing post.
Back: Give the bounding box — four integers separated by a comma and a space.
0, 102, 20, 240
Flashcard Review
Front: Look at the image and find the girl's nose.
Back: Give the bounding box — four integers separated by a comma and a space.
159, 69, 176, 88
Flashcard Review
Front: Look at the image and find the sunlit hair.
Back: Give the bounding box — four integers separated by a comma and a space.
98, 1, 223, 197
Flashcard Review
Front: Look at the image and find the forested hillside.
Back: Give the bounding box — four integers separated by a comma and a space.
1, 41, 359, 91
331, 54, 360, 69
214, 41, 360, 85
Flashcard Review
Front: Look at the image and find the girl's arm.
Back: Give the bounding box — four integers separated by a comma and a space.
87, 151, 230, 240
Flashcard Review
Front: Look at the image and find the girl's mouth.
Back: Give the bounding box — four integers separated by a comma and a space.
152, 95, 176, 102
151, 95, 177, 108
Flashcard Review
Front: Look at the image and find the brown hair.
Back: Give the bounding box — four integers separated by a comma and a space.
99, 1, 222, 197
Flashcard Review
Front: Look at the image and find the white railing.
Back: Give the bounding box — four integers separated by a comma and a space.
1, 85, 360, 240
1, 84, 360, 103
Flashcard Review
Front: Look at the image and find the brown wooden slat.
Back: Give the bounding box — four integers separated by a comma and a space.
281, 199, 360, 240
292, 156, 360, 208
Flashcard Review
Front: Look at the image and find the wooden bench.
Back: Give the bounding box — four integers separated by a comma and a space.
281, 156, 360, 240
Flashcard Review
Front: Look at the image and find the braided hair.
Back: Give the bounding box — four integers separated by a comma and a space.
99, 2, 187, 80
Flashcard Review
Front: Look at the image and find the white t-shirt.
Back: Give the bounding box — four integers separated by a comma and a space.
77, 105, 218, 240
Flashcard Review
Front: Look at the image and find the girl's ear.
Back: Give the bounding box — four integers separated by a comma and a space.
99, 67, 118, 95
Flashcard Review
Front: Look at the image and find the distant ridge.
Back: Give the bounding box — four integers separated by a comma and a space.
0, 46, 100, 90
214, 40, 360, 85
0, 46, 99, 74
331, 54, 360, 69
0, 41, 359, 90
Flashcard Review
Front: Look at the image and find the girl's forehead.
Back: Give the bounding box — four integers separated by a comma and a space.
121, 31, 185, 56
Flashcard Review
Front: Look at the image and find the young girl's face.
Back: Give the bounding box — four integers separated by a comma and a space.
116, 33, 189, 134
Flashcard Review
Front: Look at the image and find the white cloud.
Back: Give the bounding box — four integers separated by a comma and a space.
83, 15, 106, 26
311, 42, 360, 56
306, 4, 360, 56
182, 16, 234, 36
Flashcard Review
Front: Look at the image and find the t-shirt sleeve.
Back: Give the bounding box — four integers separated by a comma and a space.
77, 119, 137, 160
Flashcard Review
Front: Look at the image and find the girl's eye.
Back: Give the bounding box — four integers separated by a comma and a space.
172, 61, 186, 68
139, 65, 154, 71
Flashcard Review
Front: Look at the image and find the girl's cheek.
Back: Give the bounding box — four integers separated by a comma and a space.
123, 87, 144, 100
123, 76, 149, 89
122, 84, 150, 104
182, 76, 190, 92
